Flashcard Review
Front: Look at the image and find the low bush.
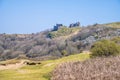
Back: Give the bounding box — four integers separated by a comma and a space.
51, 56, 120, 80
90, 40, 120, 57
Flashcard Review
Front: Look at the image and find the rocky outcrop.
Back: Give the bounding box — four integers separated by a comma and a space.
69, 22, 80, 28
53, 24, 63, 31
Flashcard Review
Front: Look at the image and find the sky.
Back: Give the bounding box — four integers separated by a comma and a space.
0, 0, 120, 34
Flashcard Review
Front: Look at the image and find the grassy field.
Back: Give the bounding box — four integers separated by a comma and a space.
0, 53, 90, 80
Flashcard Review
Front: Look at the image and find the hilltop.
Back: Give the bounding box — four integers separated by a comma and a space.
0, 22, 120, 61
105, 22, 120, 28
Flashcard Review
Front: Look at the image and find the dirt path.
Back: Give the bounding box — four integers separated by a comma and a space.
0, 60, 25, 70
44, 63, 55, 67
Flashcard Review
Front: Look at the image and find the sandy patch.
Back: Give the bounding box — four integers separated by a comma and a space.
0, 60, 25, 70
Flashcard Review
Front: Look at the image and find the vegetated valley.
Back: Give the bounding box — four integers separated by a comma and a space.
0, 22, 120, 80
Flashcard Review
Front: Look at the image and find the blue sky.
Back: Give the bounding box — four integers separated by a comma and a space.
0, 0, 120, 34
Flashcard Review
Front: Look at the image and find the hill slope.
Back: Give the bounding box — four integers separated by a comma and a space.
0, 22, 120, 61
105, 22, 120, 28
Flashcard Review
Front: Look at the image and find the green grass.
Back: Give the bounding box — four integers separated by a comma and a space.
0, 53, 90, 80
48, 27, 80, 38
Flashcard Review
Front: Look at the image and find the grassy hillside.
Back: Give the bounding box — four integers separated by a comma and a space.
48, 27, 80, 38
105, 22, 120, 28
0, 53, 90, 80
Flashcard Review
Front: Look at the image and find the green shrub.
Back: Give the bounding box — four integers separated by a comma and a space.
61, 50, 67, 56
111, 37, 120, 44
90, 40, 120, 57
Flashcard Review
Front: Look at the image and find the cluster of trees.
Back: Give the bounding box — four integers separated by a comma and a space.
0, 31, 82, 61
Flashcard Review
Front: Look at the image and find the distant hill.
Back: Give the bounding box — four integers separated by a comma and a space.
0, 22, 120, 61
